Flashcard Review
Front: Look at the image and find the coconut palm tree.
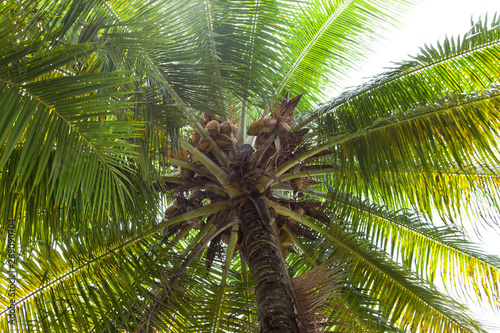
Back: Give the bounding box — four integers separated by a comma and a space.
1, 0, 500, 332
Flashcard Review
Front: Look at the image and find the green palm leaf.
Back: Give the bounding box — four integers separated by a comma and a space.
297, 14, 500, 128
316, 87, 500, 221
270, 200, 486, 332
2, 1, 500, 332
322, 189, 500, 305
276, 0, 408, 102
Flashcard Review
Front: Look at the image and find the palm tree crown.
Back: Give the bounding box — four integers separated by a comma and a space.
1, 0, 500, 332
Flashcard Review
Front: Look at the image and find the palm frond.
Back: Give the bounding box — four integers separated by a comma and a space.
275, 0, 410, 104
287, 237, 405, 332
0, 73, 149, 240
0, 222, 172, 331
321, 189, 500, 308
0, 196, 229, 332
2, 1, 500, 332
291, 257, 349, 331
297, 13, 500, 128
318, 87, 500, 221
269, 200, 486, 333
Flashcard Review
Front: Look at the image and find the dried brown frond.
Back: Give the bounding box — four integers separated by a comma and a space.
202, 111, 213, 124
302, 177, 321, 187
276, 214, 290, 229
291, 258, 350, 332
304, 206, 330, 225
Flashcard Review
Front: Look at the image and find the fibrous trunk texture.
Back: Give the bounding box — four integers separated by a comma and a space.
240, 203, 300, 333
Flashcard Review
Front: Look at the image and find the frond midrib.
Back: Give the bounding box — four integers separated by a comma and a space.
275, 0, 353, 95
269, 200, 480, 332
291, 91, 500, 173
0, 202, 226, 316
324, 190, 500, 271
1, 78, 138, 194
297, 37, 500, 128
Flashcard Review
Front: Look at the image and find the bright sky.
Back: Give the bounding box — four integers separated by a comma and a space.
345, 0, 500, 331
347, 0, 499, 84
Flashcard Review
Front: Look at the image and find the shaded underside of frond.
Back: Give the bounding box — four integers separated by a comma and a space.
1, 0, 218, 242
0, 221, 258, 333
303, 16, 500, 224
0, 237, 186, 332
270, 201, 488, 332
0, 74, 157, 241
323, 190, 500, 307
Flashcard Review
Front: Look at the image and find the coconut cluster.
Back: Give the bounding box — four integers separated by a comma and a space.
165, 114, 239, 178
194, 117, 238, 152
160, 94, 329, 260
165, 94, 310, 187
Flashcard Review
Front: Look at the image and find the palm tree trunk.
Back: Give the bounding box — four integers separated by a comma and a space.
240, 202, 300, 333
